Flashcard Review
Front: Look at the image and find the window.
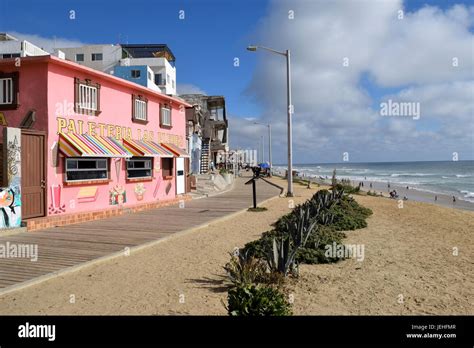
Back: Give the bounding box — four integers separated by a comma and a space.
148, 71, 152, 80
162, 158, 173, 178
131, 70, 141, 78
154, 73, 163, 85
160, 106, 172, 127
0, 72, 19, 110
1, 53, 20, 58
65, 158, 108, 182
91, 53, 103, 61
0, 78, 13, 105
76, 53, 84, 62
172, 79, 175, 89
166, 74, 170, 85
132, 95, 148, 122
126, 157, 152, 179
74, 78, 101, 116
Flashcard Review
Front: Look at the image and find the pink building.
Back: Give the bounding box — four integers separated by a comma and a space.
0, 55, 191, 230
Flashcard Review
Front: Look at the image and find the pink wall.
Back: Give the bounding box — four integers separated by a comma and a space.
0, 61, 48, 140
45, 60, 187, 216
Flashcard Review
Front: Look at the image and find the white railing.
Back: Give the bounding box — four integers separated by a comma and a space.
21, 40, 49, 57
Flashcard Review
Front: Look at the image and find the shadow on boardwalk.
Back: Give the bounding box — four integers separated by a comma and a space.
0, 176, 280, 293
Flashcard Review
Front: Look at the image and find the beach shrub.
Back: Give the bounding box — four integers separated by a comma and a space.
243, 225, 346, 265
326, 196, 372, 231
334, 183, 360, 194
247, 207, 268, 212
227, 284, 292, 316
241, 188, 372, 266
224, 251, 268, 287
296, 226, 346, 264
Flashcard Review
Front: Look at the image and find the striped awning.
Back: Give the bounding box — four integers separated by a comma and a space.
161, 143, 190, 157
122, 138, 174, 158
59, 133, 132, 158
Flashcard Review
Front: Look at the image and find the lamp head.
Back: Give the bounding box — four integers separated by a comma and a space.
247, 45, 258, 52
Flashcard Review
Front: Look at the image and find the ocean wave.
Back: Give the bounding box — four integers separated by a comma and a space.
456, 174, 471, 178
460, 190, 474, 198
391, 173, 434, 177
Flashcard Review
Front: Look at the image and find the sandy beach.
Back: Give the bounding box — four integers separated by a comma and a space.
0, 177, 472, 315
303, 176, 474, 212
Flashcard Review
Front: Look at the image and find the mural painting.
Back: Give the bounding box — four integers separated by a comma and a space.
109, 185, 126, 205
165, 182, 172, 195
48, 184, 66, 214
77, 186, 99, 203
1, 128, 22, 229
134, 183, 146, 201
0, 187, 21, 228
153, 179, 160, 198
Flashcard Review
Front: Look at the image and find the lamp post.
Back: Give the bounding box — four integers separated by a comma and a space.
253, 121, 272, 176
247, 45, 293, 196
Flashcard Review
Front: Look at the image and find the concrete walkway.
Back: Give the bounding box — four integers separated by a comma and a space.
0, 176, 280, 293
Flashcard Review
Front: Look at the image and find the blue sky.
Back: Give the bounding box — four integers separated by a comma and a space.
1, 0, 473, 163
0, 0, 269, 116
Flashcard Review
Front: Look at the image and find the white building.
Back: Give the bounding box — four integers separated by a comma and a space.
55, 44, 177, 95
0, 33, 49, 58
53, 44, 123, 74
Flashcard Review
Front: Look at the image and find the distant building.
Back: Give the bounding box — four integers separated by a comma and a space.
0, 33, 49, 58
180, 94, 229, 174
55, 44, 177, 95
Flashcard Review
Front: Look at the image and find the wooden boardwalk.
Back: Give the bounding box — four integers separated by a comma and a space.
0, 176, 280, 292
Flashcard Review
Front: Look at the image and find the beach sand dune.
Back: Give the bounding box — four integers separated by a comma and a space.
0, 179, 472, 315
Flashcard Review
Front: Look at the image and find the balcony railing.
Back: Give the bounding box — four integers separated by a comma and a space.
21, 40, 48, 57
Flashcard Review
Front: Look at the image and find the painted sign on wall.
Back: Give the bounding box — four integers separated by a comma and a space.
56, 117, 184, 147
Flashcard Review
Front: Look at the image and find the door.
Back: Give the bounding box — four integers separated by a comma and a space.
21, 131, 46, 219
176, 157, 185, 195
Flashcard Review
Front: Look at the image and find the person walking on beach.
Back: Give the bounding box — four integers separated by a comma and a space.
388, 182, 391, 189
435, 195, 438, 202
452, 196, 456, 204
370, 183, 372, 189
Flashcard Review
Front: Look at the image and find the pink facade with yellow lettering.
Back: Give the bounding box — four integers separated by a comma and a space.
0, 56, 190, 224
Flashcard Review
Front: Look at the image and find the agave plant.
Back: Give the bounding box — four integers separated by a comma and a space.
266, 205, 318, 277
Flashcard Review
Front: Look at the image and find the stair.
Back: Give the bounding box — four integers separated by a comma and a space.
200, 139, 210, 174
190, 173, 233, 199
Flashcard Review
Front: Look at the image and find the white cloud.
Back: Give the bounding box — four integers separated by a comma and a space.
236, 0, 473, 163
177, 83, 207, 95
7, 31, 86, 53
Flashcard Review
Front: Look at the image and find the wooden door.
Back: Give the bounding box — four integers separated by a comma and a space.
21, 131, 46, 219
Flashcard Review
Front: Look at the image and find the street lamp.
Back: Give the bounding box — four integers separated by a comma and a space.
253, 121, 272, 176
247, 45, 293, 196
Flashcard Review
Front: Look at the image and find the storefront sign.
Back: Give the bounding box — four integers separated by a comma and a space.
56, 117, 183, 147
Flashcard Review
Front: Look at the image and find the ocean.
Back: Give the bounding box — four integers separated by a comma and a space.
275, 161, 474, 203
